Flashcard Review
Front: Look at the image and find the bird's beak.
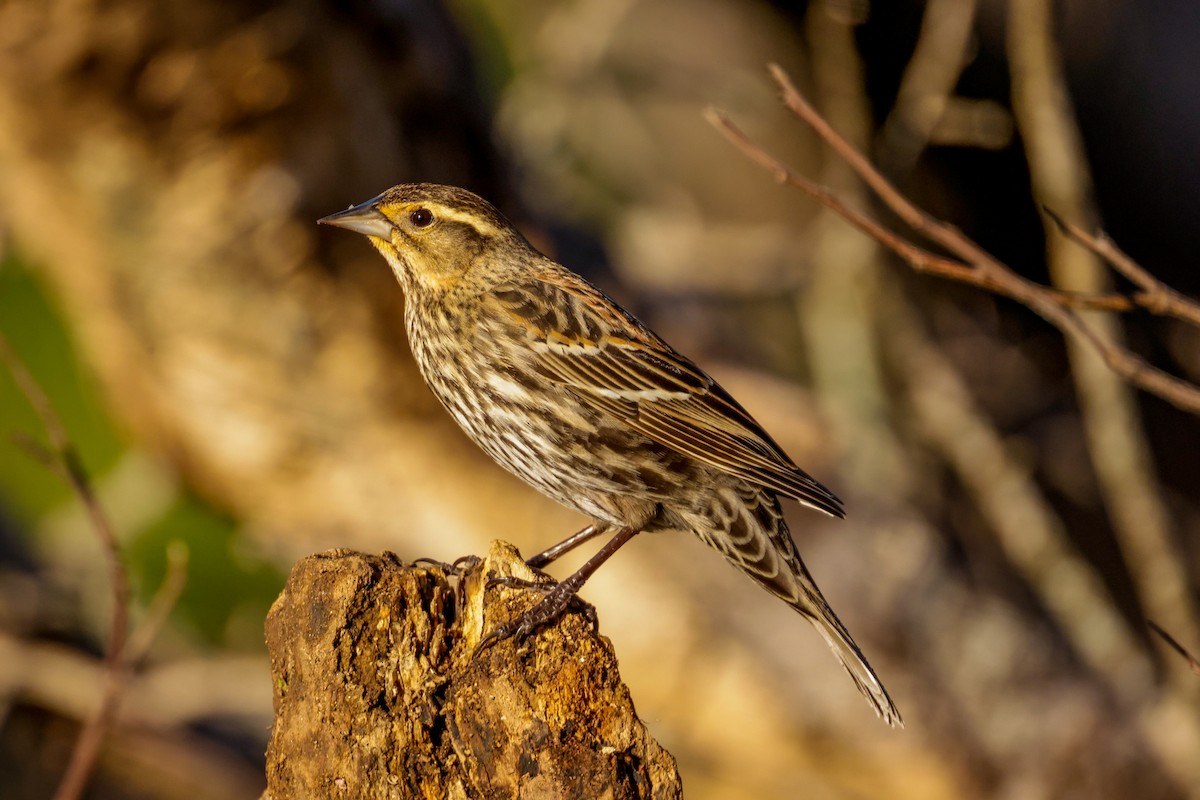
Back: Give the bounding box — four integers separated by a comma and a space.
318, 195, 395, 239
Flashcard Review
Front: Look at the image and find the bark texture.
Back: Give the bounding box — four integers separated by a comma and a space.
263, 544, 681, 800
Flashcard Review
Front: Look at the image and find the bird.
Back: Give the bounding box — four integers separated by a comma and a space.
320, 183, 901, 725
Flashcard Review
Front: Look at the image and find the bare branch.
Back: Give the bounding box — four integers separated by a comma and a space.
126, 542, 190, 667
1009, 5, 1198, 767
703, 108, 976, 280
0, 332, 132, 800
1148, 621, 1200, 678
1045, 209, 1200, 326
705, 66, 1200, 416
704, 108, 1136, 313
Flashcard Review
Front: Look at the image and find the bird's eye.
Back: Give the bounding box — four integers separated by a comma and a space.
409, 208, 434, 228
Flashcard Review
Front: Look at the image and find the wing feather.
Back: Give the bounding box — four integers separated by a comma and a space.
496, 271, 844, 518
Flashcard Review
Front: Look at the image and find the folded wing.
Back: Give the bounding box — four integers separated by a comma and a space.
494, 270, 844, 519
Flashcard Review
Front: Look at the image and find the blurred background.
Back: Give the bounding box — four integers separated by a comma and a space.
1, 0, 1198, 797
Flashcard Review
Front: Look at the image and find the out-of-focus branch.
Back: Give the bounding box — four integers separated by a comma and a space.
0, 332, 131, 800
0, 634, 268, 729
878, 0, 985, 167
1149, 621, 1200, 678
0, 633, 267, 797
705, 65, 1200, 416
125, 541, 189, 666
0, 336, 190, 797
878, 286, 1151, 694
1007, 0, 1199, 714
797, 2, 911, 499
708, 54, 1200, 789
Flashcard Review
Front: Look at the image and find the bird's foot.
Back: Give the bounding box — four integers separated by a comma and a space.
474, 575, 597, 655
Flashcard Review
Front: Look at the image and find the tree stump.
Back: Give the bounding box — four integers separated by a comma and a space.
262, 543, 681, 799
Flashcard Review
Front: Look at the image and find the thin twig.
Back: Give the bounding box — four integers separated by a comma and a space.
769, 61, 1200, 413
704, 66, 1200, 416
1045, 208, 1200, 326
702, 108, 978, 279
0, 332, 132, 800
768, 63, 999, 270
1148, 620, 1200, 677
126, 541, 189, 667
703, 108, 1135, 313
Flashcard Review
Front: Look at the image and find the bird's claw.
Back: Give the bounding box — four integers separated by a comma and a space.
411, 554, 481, 573
411, 555, 484, 621
472, 575, 598, 657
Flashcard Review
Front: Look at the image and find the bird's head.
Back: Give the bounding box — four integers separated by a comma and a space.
319, 183, 527, 297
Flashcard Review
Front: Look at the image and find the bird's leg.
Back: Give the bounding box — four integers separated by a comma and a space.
486, 522, 612, 595
525, 523, 606, 568
415, 524, 596, 580
475, 525, 641, 653
489, 524, 605, 598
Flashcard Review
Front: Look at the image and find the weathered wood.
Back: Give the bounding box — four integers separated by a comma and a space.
263, 543, 681, 800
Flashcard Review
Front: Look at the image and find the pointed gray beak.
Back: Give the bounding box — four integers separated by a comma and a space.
319, 195, 395, 239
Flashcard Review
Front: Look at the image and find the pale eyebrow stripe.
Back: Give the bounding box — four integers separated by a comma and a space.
422, 204, 504, 238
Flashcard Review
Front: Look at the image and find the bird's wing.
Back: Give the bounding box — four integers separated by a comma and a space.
489, 271, 844, 518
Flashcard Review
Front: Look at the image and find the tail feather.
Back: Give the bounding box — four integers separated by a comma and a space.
802, 579, 903, 727
693, 485, 903, 727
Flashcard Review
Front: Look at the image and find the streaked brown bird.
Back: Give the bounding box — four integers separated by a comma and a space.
320, 183, 901, 725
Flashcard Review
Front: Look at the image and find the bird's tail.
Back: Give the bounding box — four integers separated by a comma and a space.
692, 486, 903, 727
796, 565, 903, 727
